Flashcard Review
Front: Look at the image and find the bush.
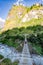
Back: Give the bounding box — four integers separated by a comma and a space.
0, 55, 4, 59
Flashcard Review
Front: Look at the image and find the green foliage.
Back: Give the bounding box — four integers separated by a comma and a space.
0, 55, 4, 59
0, 58, 19, 65
30, 4, 43, 10
0, 25, 43, 55
32, 44, 42, 55
28, 33, 43, 55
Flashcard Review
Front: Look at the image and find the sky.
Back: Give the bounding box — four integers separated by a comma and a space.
0, 0, 43, 20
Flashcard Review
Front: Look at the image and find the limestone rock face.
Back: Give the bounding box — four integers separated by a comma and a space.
1, 5, 43, 32
2, 5, 27, 31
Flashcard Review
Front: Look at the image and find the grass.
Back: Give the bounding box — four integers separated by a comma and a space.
0, 58, 19, 65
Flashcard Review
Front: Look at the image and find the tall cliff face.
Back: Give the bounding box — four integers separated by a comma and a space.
1, 4, 43, 32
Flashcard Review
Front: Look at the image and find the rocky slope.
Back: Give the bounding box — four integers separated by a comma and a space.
1, 4, 43, 32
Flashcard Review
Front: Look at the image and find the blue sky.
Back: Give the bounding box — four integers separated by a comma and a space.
0, 0, 43, 20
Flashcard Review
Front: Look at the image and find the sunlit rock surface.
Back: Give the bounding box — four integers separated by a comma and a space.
1, 5, 43, 32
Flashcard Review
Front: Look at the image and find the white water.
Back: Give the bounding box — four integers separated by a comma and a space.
0, 43, 43, 65
32, 55, 43, 65
0, 43, 19, 62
